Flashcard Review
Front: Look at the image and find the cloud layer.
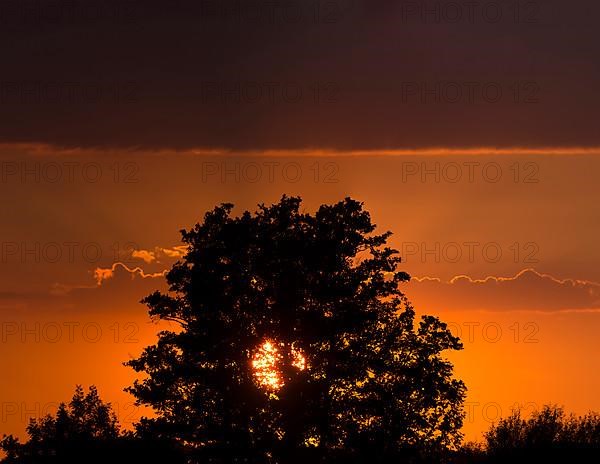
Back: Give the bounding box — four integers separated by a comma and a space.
0, 0, 599, 150
405, 269, 600, 312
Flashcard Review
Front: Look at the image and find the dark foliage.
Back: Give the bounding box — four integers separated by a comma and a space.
481, 405, 600, 463
126, 196, 466, 463
0, 386, 184, 464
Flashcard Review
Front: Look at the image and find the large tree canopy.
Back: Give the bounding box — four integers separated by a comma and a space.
127, 196, 466, 463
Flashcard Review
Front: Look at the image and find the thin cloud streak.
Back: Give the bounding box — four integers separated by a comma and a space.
94, 262, 167, 286
407, 269, 600, 312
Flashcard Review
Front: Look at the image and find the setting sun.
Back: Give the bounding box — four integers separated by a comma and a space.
252, 340, 307, 391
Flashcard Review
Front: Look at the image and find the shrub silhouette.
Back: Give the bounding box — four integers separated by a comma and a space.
126, 196, 466, 463
483, 405, 600, 463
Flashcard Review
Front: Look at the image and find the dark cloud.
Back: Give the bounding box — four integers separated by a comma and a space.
0, 0, 598, 150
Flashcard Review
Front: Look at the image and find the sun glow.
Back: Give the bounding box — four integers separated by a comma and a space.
252, 340, 284, 390
291, 346, 306, 371
252, 340, 307, 391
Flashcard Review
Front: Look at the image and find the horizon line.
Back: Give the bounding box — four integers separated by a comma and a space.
3, 143, 600, 157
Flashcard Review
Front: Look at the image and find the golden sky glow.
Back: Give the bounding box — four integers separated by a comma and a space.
1, 145, 600, 444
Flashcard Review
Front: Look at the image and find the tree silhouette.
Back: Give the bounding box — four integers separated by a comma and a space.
0, 386, 117, 462
0, 386, 183, 464
126, 196, 466, 463
483, 405, 600, 463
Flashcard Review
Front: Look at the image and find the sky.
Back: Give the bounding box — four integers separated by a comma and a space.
1, 0, 600, 445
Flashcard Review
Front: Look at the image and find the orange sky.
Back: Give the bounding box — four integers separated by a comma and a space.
1, 144, 599, 444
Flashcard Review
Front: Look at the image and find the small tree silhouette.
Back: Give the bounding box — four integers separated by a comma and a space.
126, 196, 466, 462
0, 386, 118, 462
0, 386, 184, 464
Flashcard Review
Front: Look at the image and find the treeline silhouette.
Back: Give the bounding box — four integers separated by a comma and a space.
2, 387, 599, 463
458, 406, 600, 463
